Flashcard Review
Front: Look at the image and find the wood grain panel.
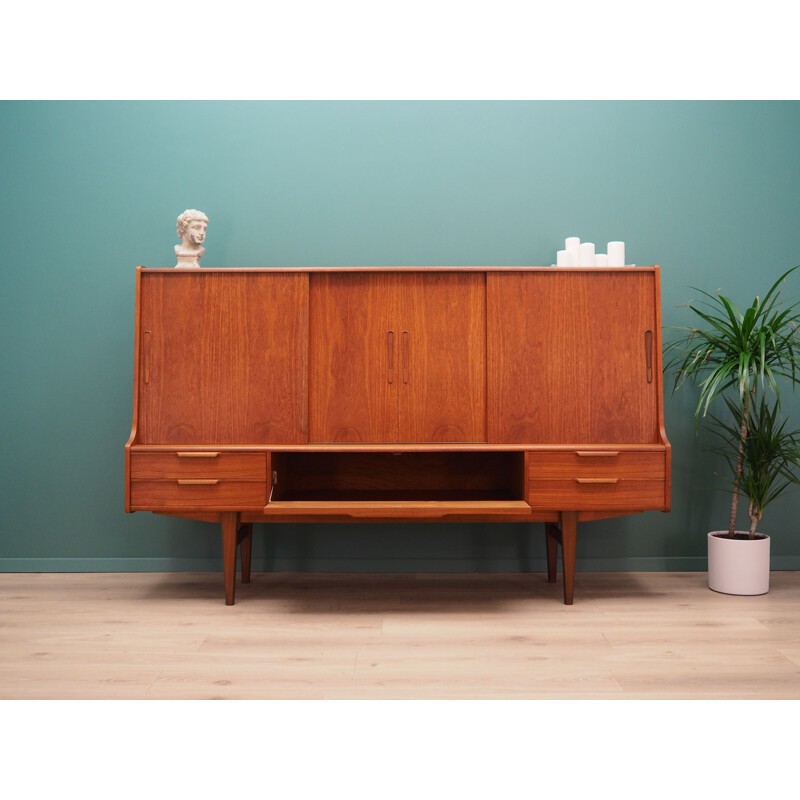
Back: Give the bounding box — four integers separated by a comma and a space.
137, 272, 308, 445
527, 450, 665, 479
130, 480, 267, 510
130, 452, 267, 480
308, 272, 399, 443
308, 272, 486, 443
488, 271, 658, 444
527, 479, 665, 511
399, 273, 486, 443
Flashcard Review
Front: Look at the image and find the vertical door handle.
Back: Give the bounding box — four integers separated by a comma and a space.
143, 330, 152, 384
645, 329, 653, 383
402, 330, 409, 384
387, 330, 394, 384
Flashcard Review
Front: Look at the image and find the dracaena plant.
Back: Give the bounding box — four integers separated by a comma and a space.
709, 396, 800, 538
664, 265, 800, 536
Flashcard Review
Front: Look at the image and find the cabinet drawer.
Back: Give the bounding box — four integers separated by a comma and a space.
130, 452, 267, 481
528, 450, 665, 480
528, 478, 665, 511
130, 479, 267, 510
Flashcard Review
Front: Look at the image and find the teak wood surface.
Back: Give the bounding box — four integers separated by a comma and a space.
126, 266, 671, 605
487, 271, 658, 443
308, 272, 486, 443
137, 271, 308, 444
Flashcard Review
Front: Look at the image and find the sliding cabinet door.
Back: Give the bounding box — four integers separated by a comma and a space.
399, 272, 487, 443
309, 271, 487, 443
308, 272, 399, 443
138, 271, 308, 445
488, 270, 658, 444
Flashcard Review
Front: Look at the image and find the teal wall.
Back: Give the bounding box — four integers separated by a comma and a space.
2, 100, 800, 573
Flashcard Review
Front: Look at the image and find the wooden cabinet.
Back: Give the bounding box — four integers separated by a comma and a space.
308, 272, 486, 443
126, 266, 671, 606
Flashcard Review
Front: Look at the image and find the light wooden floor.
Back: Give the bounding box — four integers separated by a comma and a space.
2, 571, 799, 699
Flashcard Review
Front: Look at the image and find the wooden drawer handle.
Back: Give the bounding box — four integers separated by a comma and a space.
177, 479, 220, 485
575, 451, 620, 457
575, 478, 619, 485
177, 452, 220, 458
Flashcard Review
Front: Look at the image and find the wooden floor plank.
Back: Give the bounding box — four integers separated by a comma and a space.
1, 571, 800, 699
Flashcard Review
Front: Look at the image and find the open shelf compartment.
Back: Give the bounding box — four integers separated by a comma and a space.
266, 451, 529, 516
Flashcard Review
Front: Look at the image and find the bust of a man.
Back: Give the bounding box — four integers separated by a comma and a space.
174, 209, 208, 268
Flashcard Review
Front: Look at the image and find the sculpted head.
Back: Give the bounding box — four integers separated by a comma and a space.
176, 209, 208, 247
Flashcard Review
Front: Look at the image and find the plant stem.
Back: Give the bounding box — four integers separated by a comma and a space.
748, 501, 760, 539
728, 390, 751, 536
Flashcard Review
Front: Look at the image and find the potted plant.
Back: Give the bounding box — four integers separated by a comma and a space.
706, 395, 800, 593
664, 265, 800, 594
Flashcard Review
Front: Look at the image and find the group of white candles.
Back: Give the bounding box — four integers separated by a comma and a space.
556, 237, 627, 267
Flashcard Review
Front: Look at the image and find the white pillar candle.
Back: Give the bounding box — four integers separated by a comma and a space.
556, 249, 571, 266
607, 241, 625, 267
565, 237, 580, 265
595, 253, 608, 267
579, 242, 595, 266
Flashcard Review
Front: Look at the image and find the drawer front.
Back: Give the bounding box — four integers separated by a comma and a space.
528, 478, 665, 511
130, 479, 267, 510
528, 450, 665, 480
130, 452, 267, 481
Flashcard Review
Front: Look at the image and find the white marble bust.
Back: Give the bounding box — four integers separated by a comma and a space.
174, 209, 208, 268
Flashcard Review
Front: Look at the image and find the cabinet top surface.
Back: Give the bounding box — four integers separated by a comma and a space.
137, 265, 659, 273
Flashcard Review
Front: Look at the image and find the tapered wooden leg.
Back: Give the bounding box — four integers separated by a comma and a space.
221, 512, 239, 605
238, 523, 253, 584
560, 511, 578, 605
545, 522, 560, 583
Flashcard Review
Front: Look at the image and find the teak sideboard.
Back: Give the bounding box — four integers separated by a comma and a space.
125, 266, 671, 604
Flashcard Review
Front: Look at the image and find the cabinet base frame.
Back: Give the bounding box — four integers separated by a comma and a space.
211, 507, 604, 606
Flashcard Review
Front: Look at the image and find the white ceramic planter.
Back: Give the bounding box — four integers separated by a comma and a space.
707, 531, 770, 595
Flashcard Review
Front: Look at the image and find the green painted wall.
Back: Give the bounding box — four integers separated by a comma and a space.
2, 100, 799, 573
